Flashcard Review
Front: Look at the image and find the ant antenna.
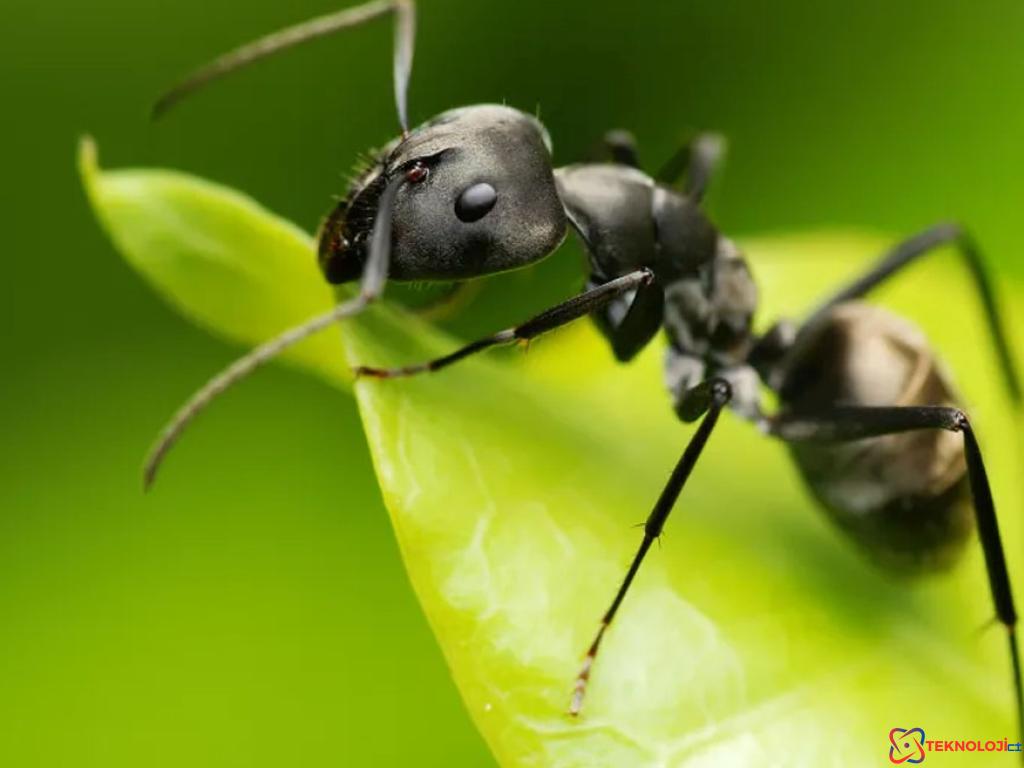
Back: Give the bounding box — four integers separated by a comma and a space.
153, 0, 416, 134
143, 175, 402, 490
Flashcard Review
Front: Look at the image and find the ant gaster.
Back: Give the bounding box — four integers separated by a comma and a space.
145, 0, 1022, 736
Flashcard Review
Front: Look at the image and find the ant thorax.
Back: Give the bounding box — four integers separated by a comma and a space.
555, 162, 761, 421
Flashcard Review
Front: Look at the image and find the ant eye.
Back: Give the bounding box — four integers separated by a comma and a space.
455, 182, 497, 223
405, 162, 429, 184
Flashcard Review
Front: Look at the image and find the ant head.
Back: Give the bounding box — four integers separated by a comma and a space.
318, 105, 567, 283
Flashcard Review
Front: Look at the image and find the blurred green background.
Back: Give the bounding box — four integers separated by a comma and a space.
5, 0, 1024, 765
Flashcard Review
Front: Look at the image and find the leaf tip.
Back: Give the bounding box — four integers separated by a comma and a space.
77, 134, 100, 198
77, 134, 98, 170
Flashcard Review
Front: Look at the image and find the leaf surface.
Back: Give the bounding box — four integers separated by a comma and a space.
83, 144, 1023, 765
79, 137, 346, 386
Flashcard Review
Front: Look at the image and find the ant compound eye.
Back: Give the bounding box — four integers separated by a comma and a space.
455, 182, 497, 223
405, 162, 429, 184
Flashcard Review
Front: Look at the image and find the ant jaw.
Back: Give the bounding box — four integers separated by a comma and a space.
318, 207, 369, 285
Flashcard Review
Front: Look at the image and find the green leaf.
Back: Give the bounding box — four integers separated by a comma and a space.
82, 147, 1023, 765
343, 236, 1024, 766
78, 137, 348, 387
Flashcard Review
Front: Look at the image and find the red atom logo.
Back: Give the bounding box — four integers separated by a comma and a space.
889, 727, 927, 764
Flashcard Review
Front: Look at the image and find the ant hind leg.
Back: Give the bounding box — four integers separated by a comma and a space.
771, 404, 1022, 743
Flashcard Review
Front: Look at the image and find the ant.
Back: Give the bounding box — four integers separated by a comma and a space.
145, 0, 1022, 735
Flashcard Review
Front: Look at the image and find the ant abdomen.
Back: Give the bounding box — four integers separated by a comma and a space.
776, 302, 973, 573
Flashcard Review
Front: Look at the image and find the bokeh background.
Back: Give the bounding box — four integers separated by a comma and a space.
5, 0, 1024, 765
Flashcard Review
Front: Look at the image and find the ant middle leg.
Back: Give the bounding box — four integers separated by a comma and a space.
600, 129, 727, 204
354, 268, 653, 379
570, 377, 732, 715
654, 132, 727, 202
601, 129, 641, 168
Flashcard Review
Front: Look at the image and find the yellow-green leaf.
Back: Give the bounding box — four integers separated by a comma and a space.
343, 235, 1023, 766
83, 146, 1023, 765
78, 137, 347, 386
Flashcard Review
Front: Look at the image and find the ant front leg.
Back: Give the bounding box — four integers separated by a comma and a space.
570, 377, 732, 716
588, 272, 664, 362
772, 405, 1023, 743
354, 268, 654, 379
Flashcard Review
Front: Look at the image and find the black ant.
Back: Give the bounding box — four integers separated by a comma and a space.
145, 0, 1022, 735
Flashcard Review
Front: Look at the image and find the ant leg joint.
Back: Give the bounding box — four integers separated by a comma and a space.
949, 408, 970, 432
709, 377, 732, 404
